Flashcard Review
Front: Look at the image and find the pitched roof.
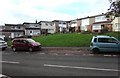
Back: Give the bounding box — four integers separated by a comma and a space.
5, 24, 23, 26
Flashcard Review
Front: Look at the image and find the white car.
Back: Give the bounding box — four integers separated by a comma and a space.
0, 74, 10, 78
0, 38, 7, 51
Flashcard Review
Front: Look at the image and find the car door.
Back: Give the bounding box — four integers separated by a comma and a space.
107, 38, 119, 52
98, 38, 118, 52
15, 40, 21, 50
20, 40, 29, 50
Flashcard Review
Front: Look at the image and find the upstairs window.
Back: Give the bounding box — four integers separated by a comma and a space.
11, 26, 15, 29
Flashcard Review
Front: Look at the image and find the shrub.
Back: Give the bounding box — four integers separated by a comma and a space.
102, 26, 109, 33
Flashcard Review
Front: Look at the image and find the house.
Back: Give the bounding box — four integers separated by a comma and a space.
39, 21, 56, 34
92, 14, 112, 33
3, 24, 24, 38
52, 20, 68, 33
23, 22, 41, 36
68, 19, 81, 33
112, 17, 120, 32
52, 20, 59, 33
58, 20, 67, 33
0, 25, 5, 40
79, 16, 95, 32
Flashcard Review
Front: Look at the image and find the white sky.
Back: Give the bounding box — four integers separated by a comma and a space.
0, 0, 110, 25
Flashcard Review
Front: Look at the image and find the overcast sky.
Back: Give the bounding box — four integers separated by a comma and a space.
0, 0, 110, 25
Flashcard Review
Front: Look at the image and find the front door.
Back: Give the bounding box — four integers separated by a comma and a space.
11, 33, 14, 38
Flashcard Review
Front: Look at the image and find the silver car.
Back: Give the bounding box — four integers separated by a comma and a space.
90, 35, 120, 53
0, 74, 11, 78
0, 38, 7, 51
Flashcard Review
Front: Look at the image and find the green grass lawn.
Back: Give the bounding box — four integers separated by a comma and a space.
7, 32, 120, 47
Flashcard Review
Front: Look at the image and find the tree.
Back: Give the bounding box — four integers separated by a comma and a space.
106, 0, 120, 20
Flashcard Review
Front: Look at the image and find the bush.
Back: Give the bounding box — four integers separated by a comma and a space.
102, 27, 109, 33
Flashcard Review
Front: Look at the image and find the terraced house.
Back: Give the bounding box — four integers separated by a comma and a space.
92, 14, 112, 33
23, 22, 41, 36
39, 21, 56, 35
0, 26, 5, 39
0, 13, 120, 39
112, 17, 120, 32
3, 24, 24, 38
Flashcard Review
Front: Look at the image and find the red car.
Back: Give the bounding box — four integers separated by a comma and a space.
11, 38, 41, 52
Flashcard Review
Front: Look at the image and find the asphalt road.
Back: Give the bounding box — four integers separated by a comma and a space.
1, 49, 120, 77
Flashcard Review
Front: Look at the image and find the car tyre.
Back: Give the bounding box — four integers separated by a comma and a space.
2, 48, 6, 51
93, 48, 99, 54
12, 47, 17, 52
29, 47, 33, 52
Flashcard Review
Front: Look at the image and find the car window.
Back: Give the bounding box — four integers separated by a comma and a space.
98, 38, 108, 43
94, 38, 97, 43
13, 40, 20, 43
20, 40, 24, 43
98, 38, 118, 43
26, 39, 35, 43
108, 38, 118, 43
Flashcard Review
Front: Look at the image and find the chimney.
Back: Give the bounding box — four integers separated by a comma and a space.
36, 20, 37, 23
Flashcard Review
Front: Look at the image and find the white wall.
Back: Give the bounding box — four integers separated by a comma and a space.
81, 18, 89, 31
115, 23, 120, 31
71, 20, 77, 27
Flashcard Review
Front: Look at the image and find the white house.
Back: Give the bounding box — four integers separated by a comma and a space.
58, 21, 67, 32
112, 17, 120, 32
81, 17, 90, 31
92, 14, 112, 33
40, 21, 56, 34
23, 22, 41, 36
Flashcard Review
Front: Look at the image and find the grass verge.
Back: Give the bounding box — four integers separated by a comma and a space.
7, 32, 120, 47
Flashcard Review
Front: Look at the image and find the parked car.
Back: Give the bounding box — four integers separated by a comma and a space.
90, 36, 120, 53
11, 38, 41, 52
0, 38, 7, 51
0, 74, 11, 78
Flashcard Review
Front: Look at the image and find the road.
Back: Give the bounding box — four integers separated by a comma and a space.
1, 49, 120, 77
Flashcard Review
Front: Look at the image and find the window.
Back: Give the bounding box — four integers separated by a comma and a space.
98, 38, 117, 43
11, 26, 15, 29
98, 38, 108, 43
59, 23, 61, 24
94, 38, 97, 42
30, 31, 32, 33
13, 40, 20, 43
17, 26, 21, 29
108, 38, 117, 43
46, 23, 48, 26
63, 22, 66, 24
50, 24, 53, 26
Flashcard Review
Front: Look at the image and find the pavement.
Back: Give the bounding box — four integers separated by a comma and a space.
5, 47, 90, 55
41, 47, 90, 54
3, 47, 120, 56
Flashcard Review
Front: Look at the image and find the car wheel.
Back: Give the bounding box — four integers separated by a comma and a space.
29, 47, 33, 52
2, 48, 5, 51
12, 47, 17, 52
93, 48, 99, 54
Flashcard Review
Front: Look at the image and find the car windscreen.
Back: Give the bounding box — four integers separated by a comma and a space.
26, 39, 35, 43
